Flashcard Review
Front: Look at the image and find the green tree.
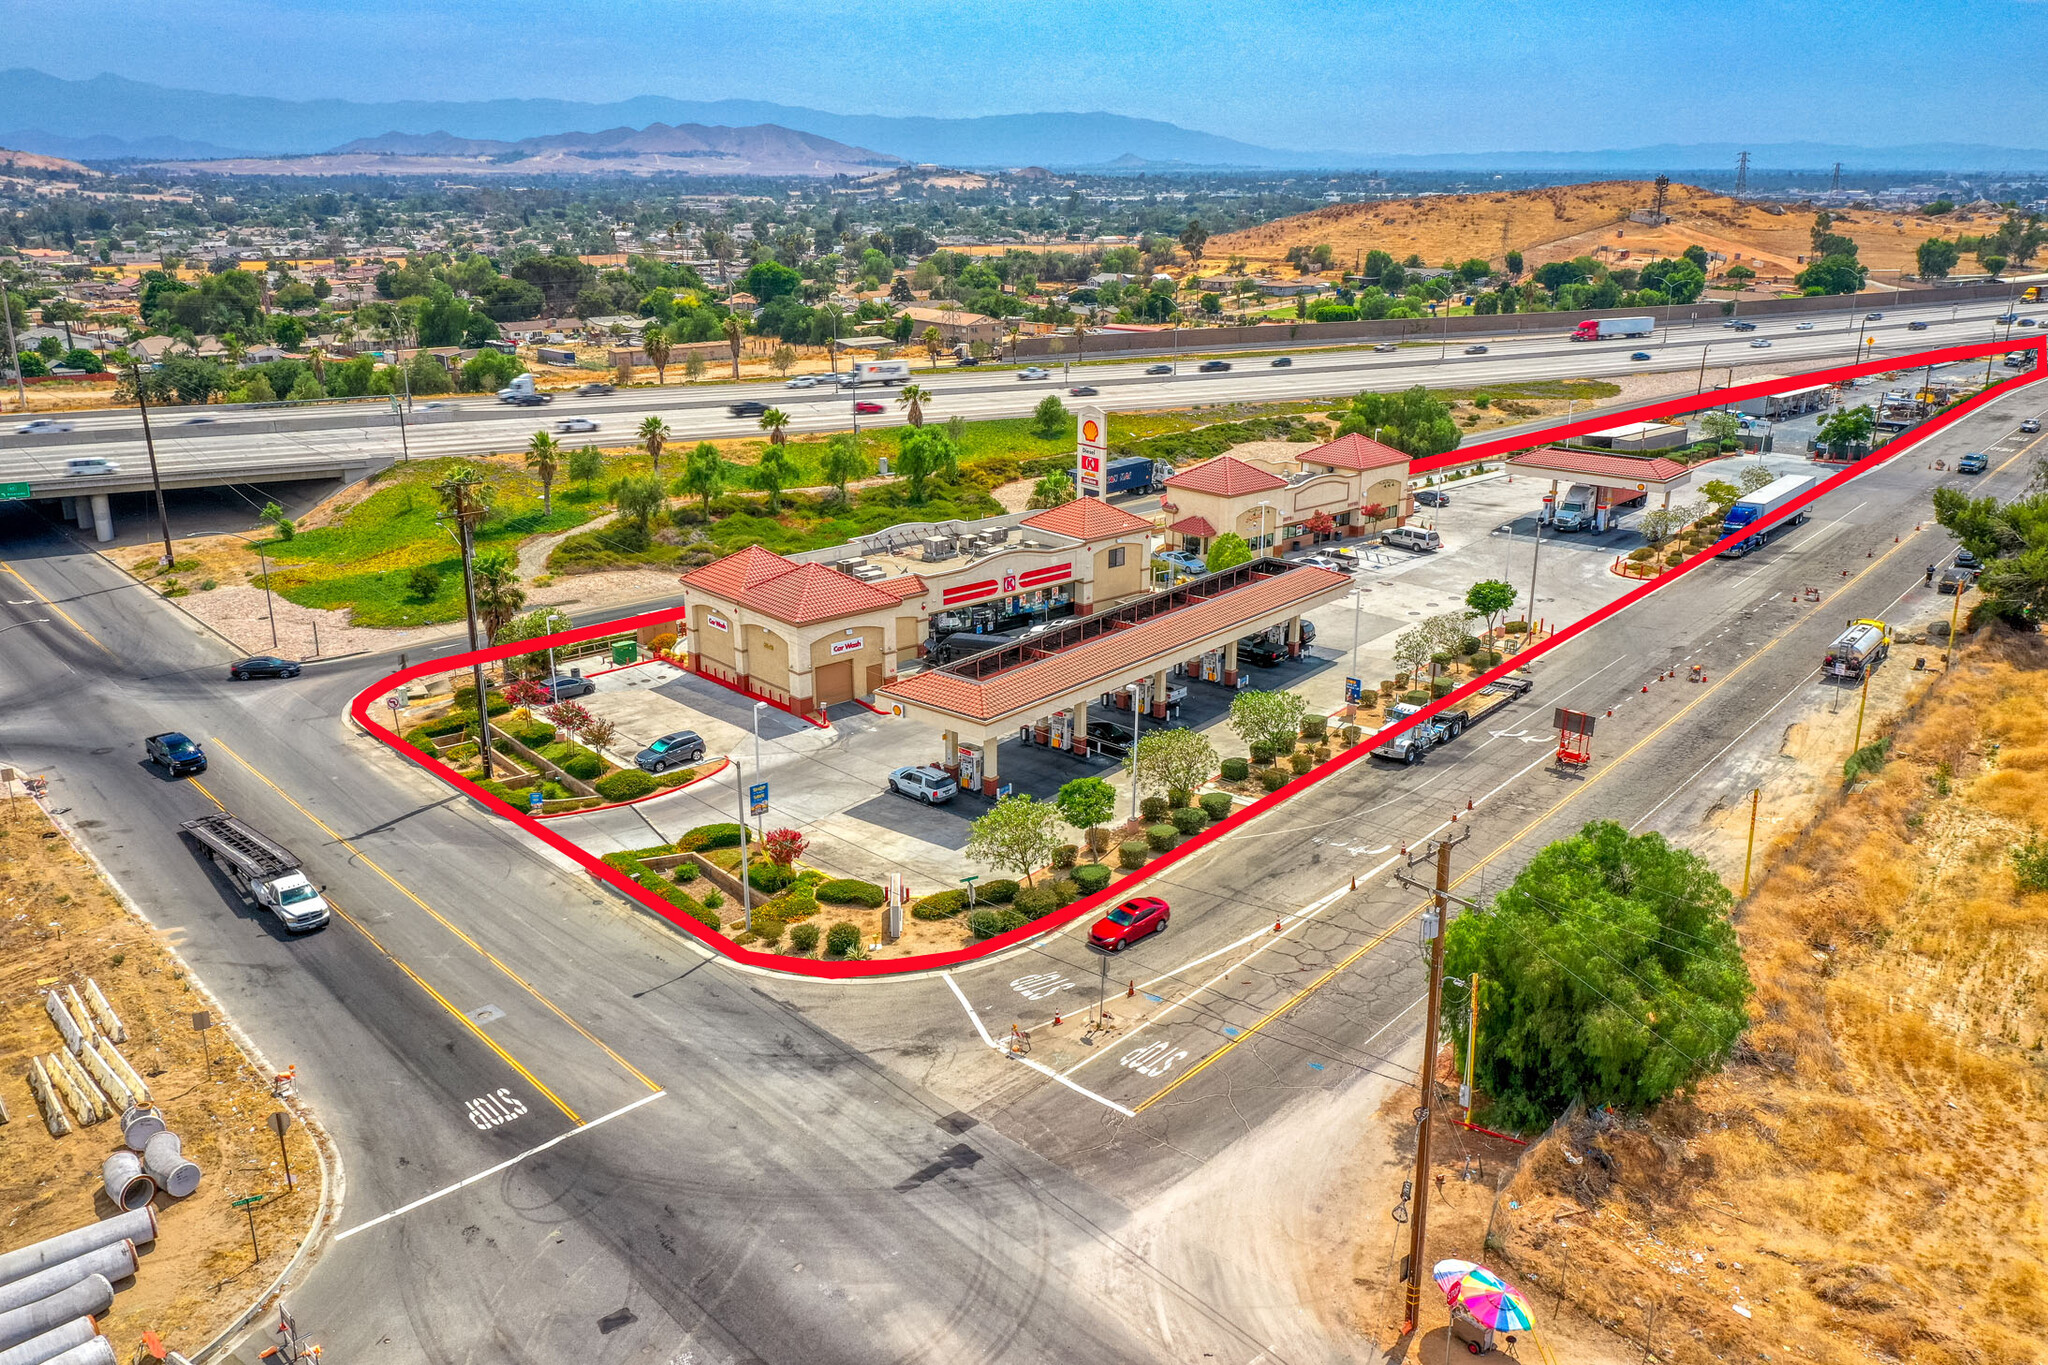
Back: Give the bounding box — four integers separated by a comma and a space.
525, 431, 562, 516
1695, 479, 1741, 515
1443, 820, 1753, 1129
1053, 776, 1118, 860
1932, 483, 2048, 624
1636, 506, 1686, 550
894, 426, 957, 504
1915, 237, 1960, 280
721, 315, 744, 378
1502, 250, 1524, 277
684, 351, 707, 382
820, 432, 869, 503
1698, 409, 1744, 448
406, 350, 453, 395
1178, 218, 1209, 266
286, 370, 325, 401
1030, 393, 1070, 440
1205, 531, 1254, 573
257, 500, 295, 541
770, 343, 796, 377
1126, 728, 1218, 803
1794, 253, 1867, 295
568, 444, 605, 493
757, 407, 791, 447
750, 444, 801, 512
1816, 405, 1875, 448
1027, 470, 1074, 508
965, 794, 1065, 885
1980, 253, 2009, 279
609, 473, 666, 534
473, 548, 527, 641
1464, 580, 1517, 637
677, 441, 730, 515
896, 383, 932, 428
1228, 688, 1307, 754
1333, 385, 1462, 458
1738, 463, 1777, 494
636, 414, 670, 481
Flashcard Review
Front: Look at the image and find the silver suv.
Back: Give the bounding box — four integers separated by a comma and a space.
888, 765, 957, 804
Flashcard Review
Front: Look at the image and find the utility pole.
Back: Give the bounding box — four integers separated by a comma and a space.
0, 277, 26, 413
435, 471, 494, 780
1741, 787, 1760, 897
1850, 657, 1874, 752
1524, 508, 1545, 630
1399, 831, 1466, 1333
1830, 162, 1843, 194
128, 356, 175, 568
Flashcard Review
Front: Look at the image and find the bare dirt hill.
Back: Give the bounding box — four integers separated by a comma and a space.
0, 145, 95, 176
1210, 180, 1957, 285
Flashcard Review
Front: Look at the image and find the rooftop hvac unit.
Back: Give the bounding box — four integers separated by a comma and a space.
920, 536, 958, 561
980, 525, 1010, 544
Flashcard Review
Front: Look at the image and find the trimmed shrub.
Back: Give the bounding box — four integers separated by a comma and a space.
1145, 823, 1177, 852
653, 766, 699, 788
682, 900, 720, 931
1313, 744, 1331, 762
1118, 840, 1148, 870
1289, 751, 1314, 774
1431, 679, 1456, 699
1050, 877, 1080, 907
678, 823, 744, 851
1503, 619, 1530, 633
1165, 787, 1191, 810
1300, 714, 1328, 741
1199, 791, 1234, 821
1220, 756, 1250, 782
1341, 724, 1363, 745
594, 768, 658, 801
825, 921, 861, 957
1140, 795, 1170, 821
748, 861, 795, 893
512, 721, 557, 747
1085, 826, 1116, 856
1249, 742, 1276, 766
1402, 690, 1431, 705
1258, 767, 1291, 792
560, 750, 604, 780
701, 889, 724, 909
673, 861, 700, 883
788, 922, 820, 954
816, 878, 886, 907
912, 889, 968, 920
978, 879, 1020, 904
1052, 843, 1080, 869
1171, 806, 1206, 835
754, 918, 785, 948
969, 907, 1031, 938
1014, 885, 1059, 918
1072, 863, 1113, 894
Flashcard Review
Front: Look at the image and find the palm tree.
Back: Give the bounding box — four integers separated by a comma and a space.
896, 384, 932, 428
525, 430, 562, 516
677, 441, 729, 517
920, 325, 945, 369
638, 414, 670, 479
721, 315, 744, 379
473, 548, 527, 640
758, 407, 791, 446
643, 327, 672, 384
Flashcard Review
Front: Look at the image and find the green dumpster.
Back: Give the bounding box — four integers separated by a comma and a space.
611, 641, 638, 666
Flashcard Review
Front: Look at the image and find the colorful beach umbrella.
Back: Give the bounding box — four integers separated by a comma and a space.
1434, 1261, 1536, 1332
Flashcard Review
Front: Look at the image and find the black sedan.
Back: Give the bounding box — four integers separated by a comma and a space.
728, 399, 769, 418
1069, 385, 1099, 396
1086, 721, 1134, 757
1270, 356, 1292, 367
1199, 359, 1232, 372
1145, 363, 1174, 375
229, 656, 301, 680
1415, 489, 1450, 507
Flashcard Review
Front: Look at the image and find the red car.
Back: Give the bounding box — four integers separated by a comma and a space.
1089, 896, 1170, 951
853, 400, 884, 414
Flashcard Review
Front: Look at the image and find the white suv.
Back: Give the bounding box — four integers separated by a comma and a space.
1381, 526, 1442, 554
888, 765, 957, 804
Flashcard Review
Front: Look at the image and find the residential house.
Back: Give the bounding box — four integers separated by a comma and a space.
895, 306, 1003, 346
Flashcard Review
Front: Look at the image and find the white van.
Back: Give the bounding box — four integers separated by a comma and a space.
1381, 526, 1442, 554
64, 457, 120, 477
1553, 484, 1596, 532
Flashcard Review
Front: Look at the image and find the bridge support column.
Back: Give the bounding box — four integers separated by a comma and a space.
90, 493, 114, 543
74, 499, 92, 531
60, 496, 77, 521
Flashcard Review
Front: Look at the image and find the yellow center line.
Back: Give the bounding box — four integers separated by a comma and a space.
1, 561, 111, 654
1130, 467, 1957, 1118
185, 776, 582, 1123
203, 736, 659, 1095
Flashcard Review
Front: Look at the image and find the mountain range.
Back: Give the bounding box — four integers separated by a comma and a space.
5, 70, 2048, 173
150, 123, 900, 178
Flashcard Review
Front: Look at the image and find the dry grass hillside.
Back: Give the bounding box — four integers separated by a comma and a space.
1477, 630, 2048, 1365
1210, 180, 1956, 284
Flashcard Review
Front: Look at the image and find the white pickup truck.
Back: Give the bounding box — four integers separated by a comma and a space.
181, 813, 330, 931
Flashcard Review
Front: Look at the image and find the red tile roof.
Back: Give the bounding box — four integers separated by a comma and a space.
1506, 447, 1695, 485
679, 544, 800, 597
1300, 432, 1409, 472
1021, 497, 1155, 540
1163, 455, 1288, 497
681, 545, 913, 625
1168, 514, 1217, 538
879, 566, 1349, 723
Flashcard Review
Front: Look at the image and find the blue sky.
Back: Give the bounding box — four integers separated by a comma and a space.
9, 0, 2047, 152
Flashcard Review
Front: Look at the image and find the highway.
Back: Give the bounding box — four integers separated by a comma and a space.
1, 351, 2037, 1361
3, 295, 2033, 500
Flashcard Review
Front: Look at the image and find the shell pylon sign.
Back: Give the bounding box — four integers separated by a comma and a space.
1076, 406, 1108, 497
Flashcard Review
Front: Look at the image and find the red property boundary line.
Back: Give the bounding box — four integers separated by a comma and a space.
349, 338, 2045, 979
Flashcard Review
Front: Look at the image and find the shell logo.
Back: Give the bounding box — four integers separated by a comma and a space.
1081, 417, 1101, 444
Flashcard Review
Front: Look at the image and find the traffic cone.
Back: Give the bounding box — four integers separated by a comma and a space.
1052, 1011, 1062, 1026
1467, 799, 1474, 810
1274, 916, 1283, 933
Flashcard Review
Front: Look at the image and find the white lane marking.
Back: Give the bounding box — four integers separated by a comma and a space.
335, 1090, 667, 1241
942, 972, 1137, 1117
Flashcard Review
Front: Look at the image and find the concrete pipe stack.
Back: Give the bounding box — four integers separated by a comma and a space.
0, 1208, 154, 1286
0, 1208, 157, 1365
97, 1152, 155, 1212
0, 1244, 135, 1316
140, 1132, 201, 1199
118, 1106, 164, 1152
0, 1277, 114, 1352
0, 1319, 100, 1365
38, 1339, 116, 1365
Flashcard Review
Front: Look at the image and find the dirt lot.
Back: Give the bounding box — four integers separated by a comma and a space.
0, 782, 325, 1358
1341, 626, 2048, 1365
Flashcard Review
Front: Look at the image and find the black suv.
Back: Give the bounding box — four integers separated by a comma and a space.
145, 732, 207, 775
728, 399, 769, 418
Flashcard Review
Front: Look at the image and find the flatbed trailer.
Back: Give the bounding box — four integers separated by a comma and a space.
1371, 672, 1534, 764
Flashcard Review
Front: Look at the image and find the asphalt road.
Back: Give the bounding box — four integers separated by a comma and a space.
3, 295, 2032, 498
0, 370, 2039, 1362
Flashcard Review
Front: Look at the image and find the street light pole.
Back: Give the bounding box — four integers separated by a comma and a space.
732, 758, 754, 930
751, 700, 768, 845
1524, 507, 1545, 630
1126, 681, 1145, 822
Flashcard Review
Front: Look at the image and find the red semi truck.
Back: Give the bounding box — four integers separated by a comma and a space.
1571, 316, 1654, 341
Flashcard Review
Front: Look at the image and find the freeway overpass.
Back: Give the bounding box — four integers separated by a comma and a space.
3, 294, 2031, 541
